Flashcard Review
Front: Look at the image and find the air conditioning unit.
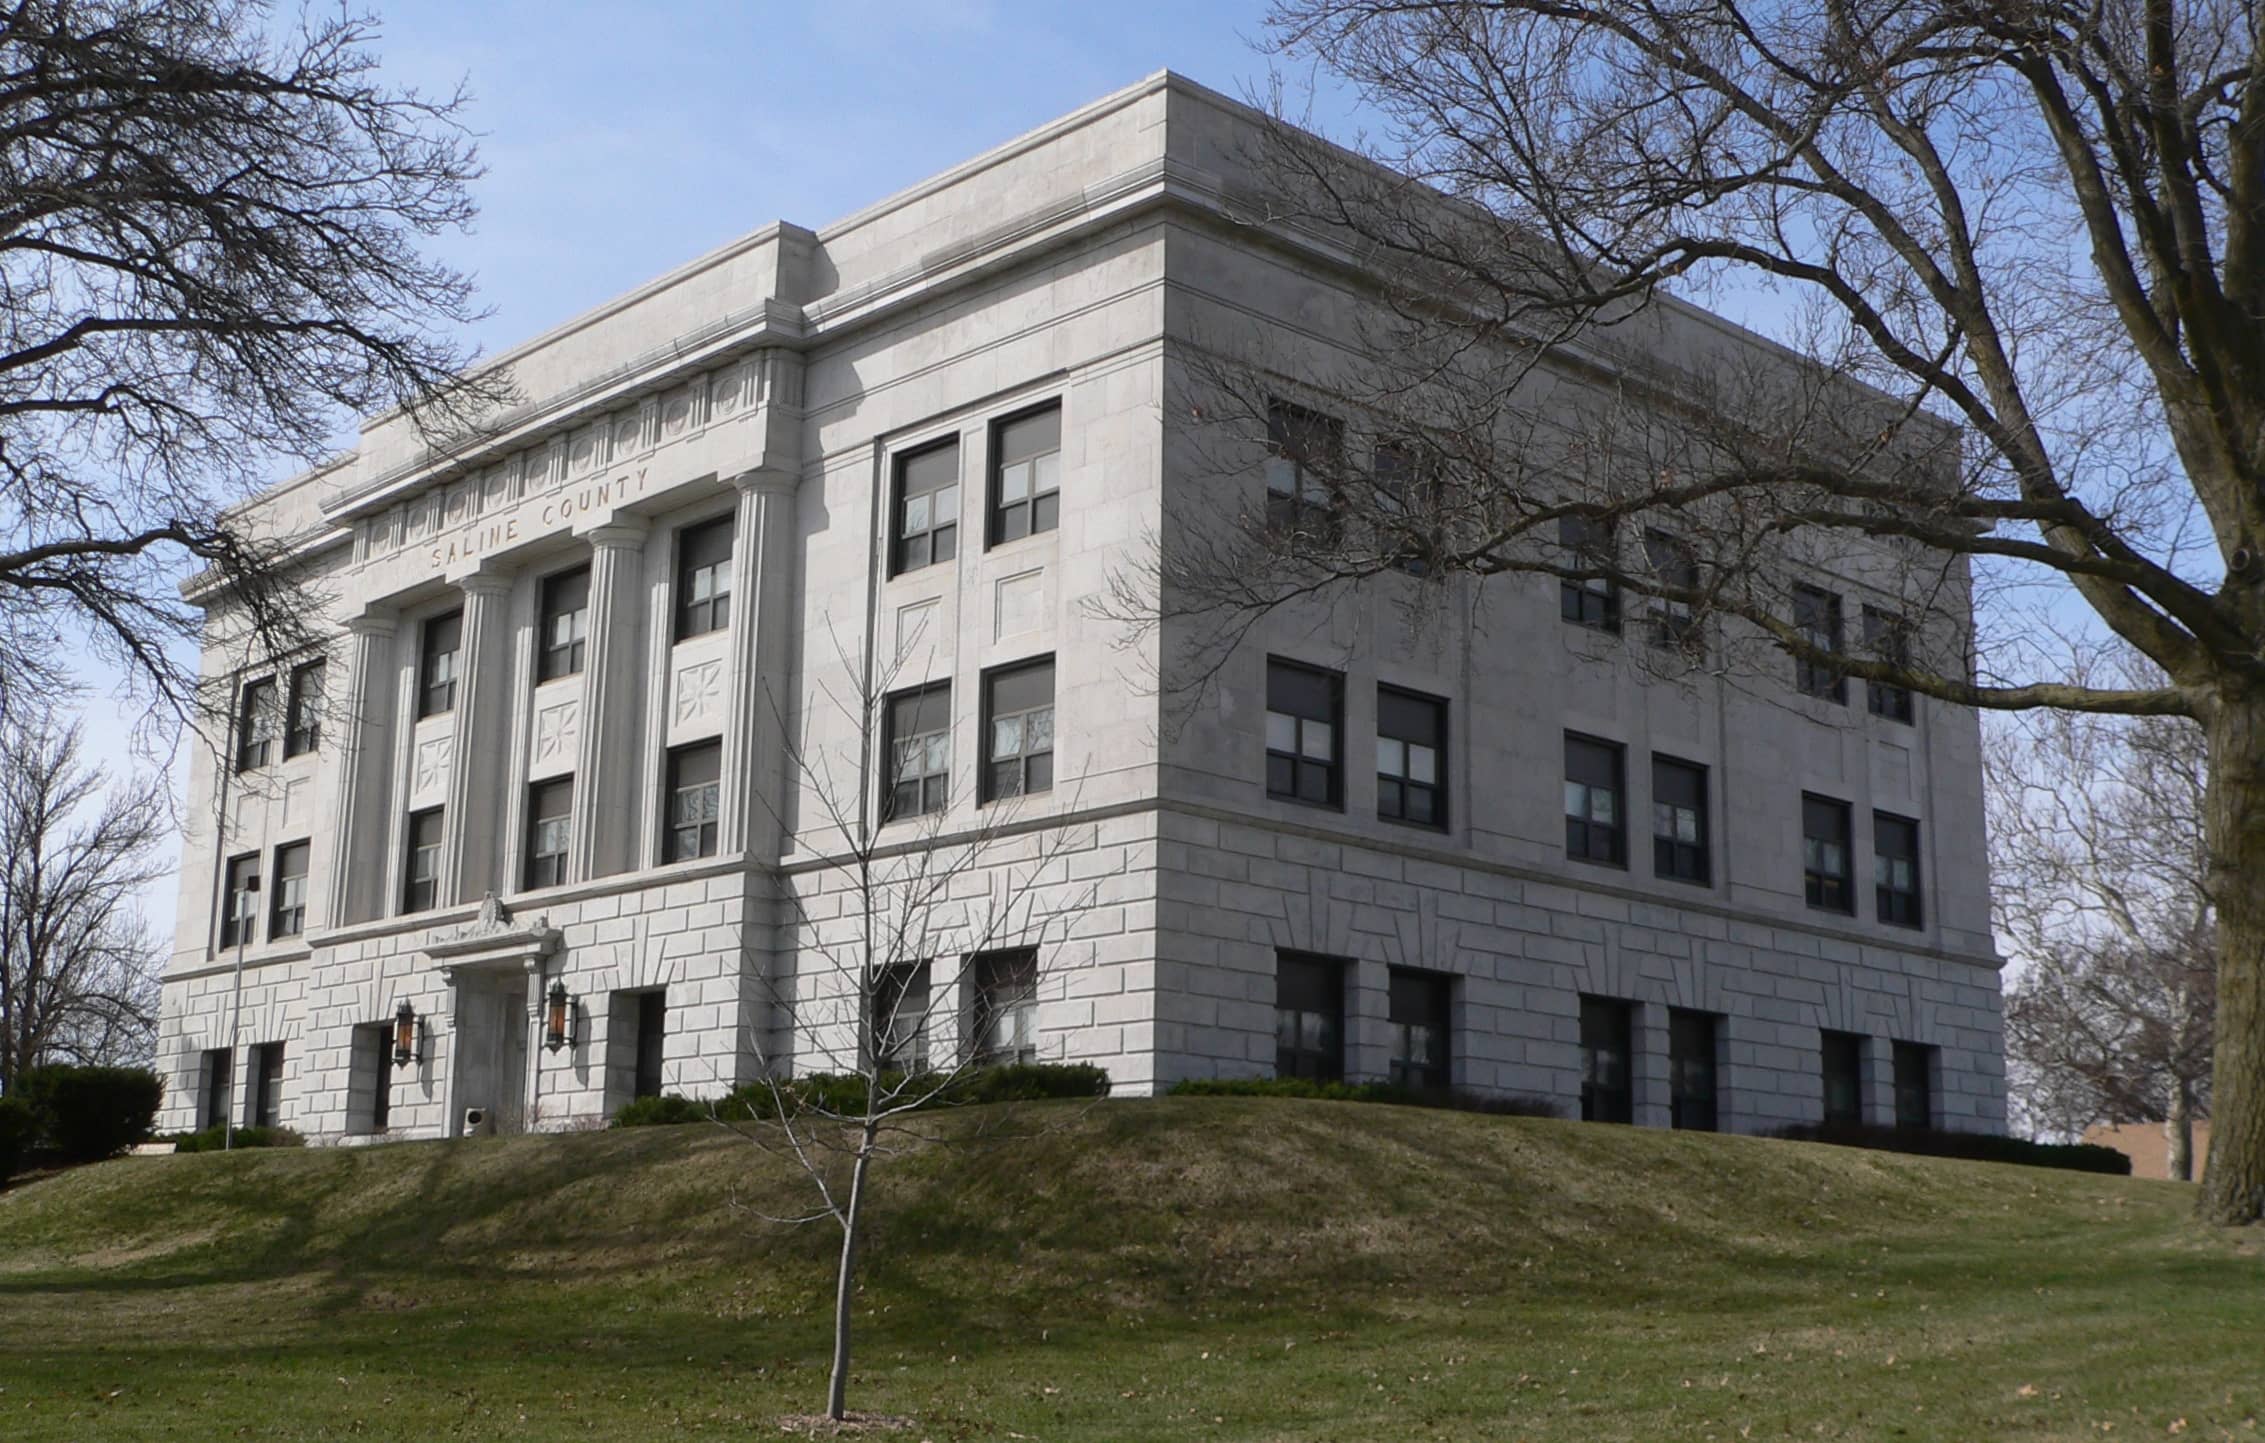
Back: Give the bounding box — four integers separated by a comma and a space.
461, 1106, 493, 1138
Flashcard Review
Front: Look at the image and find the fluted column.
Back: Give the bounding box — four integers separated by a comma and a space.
571, 520, 650, 881
721, 468, 799, 858
440, 570, 515, 905
325, 611, 399, 927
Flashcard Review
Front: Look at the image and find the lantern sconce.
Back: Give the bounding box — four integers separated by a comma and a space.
391, 998, 425, 1069
545, 979, 577, 1053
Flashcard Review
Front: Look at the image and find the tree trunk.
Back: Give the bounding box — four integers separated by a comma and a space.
826, 1125, 877, 1422
2200, 701, 2265, 1223
2168, 1080, 2194, 1184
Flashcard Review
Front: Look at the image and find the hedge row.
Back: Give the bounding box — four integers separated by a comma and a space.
1769, 1121, 2133, 1175
166, 1124, 307, 1153
612, 1062, 1112, 1129
1169, 1075, 1566, 1118
0, 1066, 164, 1182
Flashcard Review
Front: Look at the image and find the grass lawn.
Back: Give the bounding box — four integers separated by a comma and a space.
0, 1097, 2259, 1441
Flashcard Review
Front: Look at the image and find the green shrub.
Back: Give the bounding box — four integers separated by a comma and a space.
166, 1124, 306, 1153
1169, 1075, 1564, 1118
0, 1096, 35, 1183
1767, 1121, 2133, 1175
611, 1063, 1113, 1128
609, 1094, 718, 1129
15, 1065, 163, 1162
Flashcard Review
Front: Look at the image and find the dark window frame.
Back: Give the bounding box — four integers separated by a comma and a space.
525, 777, 574, 890
969, 947, 1040, 1067
1822, 1030, 1866, 1126
1792, 584, 1847, 703
1387, 967, 1453, 1092
1376, 685, 1448, 830
1580, 995, 1636, 1124
235, 677, 278, 773
200, 1047, 233, 1131
1275, 950, 1347, 1083
1668, 1008, 1721, 1132
891, 435, 961, 575
1643, 529, 1701, 651
1863, 606, 1916, 722
633, 990, 667, 1100
987, 402, 1063, 547
219, 852, 260, 948
363, 1024, 392, 1132
663, 741, 722, 863
402, 807, 443, 914
268, 840, 311, 940
883, 682, 952, 822
1650, 755, 1710, 885
1874, 811, 1924, 928
249, 1041, 285, 1129
1892, 1041, 1936, 1129
537, 566, 592, 683
1265, 657, 1345, 809
1564, 733, 1627, 867
869, 960, 933, 1073
1263, 399, 1346, 545
284, 659, 326, 758
673, 515, 736, 640
1558, 515, 1621, 633
417, 610, 462, 718
981, 656, 1055, 804
1372, 437, 1443, 573
1803, 793, 1855, 914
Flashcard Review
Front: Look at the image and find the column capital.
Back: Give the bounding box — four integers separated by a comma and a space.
730, 467, 799, 499
344, 609, 399, 639
581, 518, 650, 551
456, 569, 514, 600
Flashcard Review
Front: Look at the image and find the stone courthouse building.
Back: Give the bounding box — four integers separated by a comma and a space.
158, 73, 2007, 1141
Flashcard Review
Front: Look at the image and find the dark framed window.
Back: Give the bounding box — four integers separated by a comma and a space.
1822, 1030, 1866, 1126
1388, 968, 1453, 1092
402, 807, 443, 914
1264, 400, 1344, 544
970, 948, 1039, 1066
269, 841, 311, 940
249, 1041, 285, 1129
418, 610, 462, 718
634, 991, 667, 1100
1274, 951, 1345, 1083
200, 1048, 232, 1131
664, 741, 722, 862
870, 961, 932, 1073
361, 1024, 391, 1132
1580, 996, 1635, 1124
674, 516, 735, 639
1265, 658, 1343, 807
235, 677, 278, 772
982, 657, 1055, 802
219, 853, 260, 948
1376, 686, 1446, 829
1874, 812, 1922, 927
284, 660, 325, 757
525, 778, 573, 890
1792, 584, 1846, 702
884, 683, 952, 820
1892, 1041, 1935, 1129
1863, 606, 1915, 723
1558, 516, 1620, 632
1373, 438, 1442, 573
989, 404, 1061, 545
538, 566, 591, 682
891, 437, 960, 574
1644, 530, 1700, 650
1564, 734, 1626, 866
1650, 756, 1709, 885
1669, 1009, 1720, 1132
1802, 794, 1854, 913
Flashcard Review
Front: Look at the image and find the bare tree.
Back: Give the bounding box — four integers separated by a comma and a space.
720, 629, 1097, 1428
1991, 655, 2215, 1176
0, 0, 506, 728
1115, 1, 2265, 1223
0, 698, 168, 1091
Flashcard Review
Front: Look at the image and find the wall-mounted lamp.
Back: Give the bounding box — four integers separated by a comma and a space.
545, 980, 577, 1053
392, 998, 424, 1068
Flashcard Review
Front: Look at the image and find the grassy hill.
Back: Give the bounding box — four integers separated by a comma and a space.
1, 1098, 2259, 1441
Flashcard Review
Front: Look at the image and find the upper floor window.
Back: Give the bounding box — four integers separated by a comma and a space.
982, 657, 1054, 803
1863, 606, 1915, 723
1651, 755, 1709, 885
1388, 968, 1452, 1092
664, 741, 721, 863
525, 777, 573, 890
1564, 733, 1626, 866
674, 516, 735, 640
235, 678, 278, 773
1373, 438, 1442, 573
1802, 793, 1854, 913
1275, 951, 1345, 1083
219, 852, 260, 948
1644, 530, 1700, 650
1376, 686, 1446, 829
417, 611, 461, 718
1264, 400, 1344, 545
892, 437, 960, 575
970, 947, 1039, 1067
884, 683, 951, 821
284, 660, 325, 757
1265, 658, 1342, 808
989, 405, 1061, 545
538, 567, 591, 683
402, 807, 443, 913
1792, 584, 1846, 702
1558, 515, 1620, 633
1874, 812, 1923, 927
869, 960, 932, 1073
269, 840, 310, 940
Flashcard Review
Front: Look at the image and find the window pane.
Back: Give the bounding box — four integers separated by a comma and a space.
1377, 737, 1405, 776
1267, 711, 1298, 752
1407, 744, 1436, 785
1300, 719, 1332, 761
